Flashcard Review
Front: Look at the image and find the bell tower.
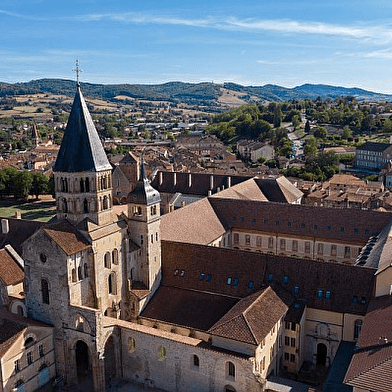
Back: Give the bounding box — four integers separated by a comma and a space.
127, 161, 161, 293
52, 82, 113, 226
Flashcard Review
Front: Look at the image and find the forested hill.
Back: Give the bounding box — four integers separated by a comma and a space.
0, 79, 391, 106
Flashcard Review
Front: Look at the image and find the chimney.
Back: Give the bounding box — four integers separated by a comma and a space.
217, 187, 220, 193
173, 172, 177, 187
208, 190, 212, 196
15, 210, 21, 219
210, 175, 214, 191
227, 176, 231, 188
1, 219, 9, 234
188, 173, 192, 188
181, 200, 186, 208
159, 171, 163, 185
379, 337, 388, 345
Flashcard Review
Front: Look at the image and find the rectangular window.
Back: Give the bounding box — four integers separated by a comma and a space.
280, 239, 286, 250
284, 352, 289, 361
317, 243, 324, 255
285, 321, 290, 329
305, 241, 311, 254
262, 356, 265, 370
256, 236, 262, 247
227, 277, 232, 285
290, 354, 296, 362
245, 235, 250, 245
344, 246, 351, 258
27, 351, 33, 365
285, 336, 290, 346
268, 237, 274, 249
233, 233, 239, 244
39, 344, 44, 357
291, 322, 296, 331
14, 359, 20, 373
291, 337, 296, 347
292, 240, 298, 252
331, 244, 337, 256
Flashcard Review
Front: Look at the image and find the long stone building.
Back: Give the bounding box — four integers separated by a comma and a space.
1, 83, 392, 392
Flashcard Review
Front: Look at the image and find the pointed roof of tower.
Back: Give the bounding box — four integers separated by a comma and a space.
127, 160, 160, 205
53, 84, 112, 173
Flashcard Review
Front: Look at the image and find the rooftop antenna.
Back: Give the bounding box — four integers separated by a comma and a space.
73, 59, 83, 85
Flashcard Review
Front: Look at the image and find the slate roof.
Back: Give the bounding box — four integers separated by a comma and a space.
357, 141, 392, 152
127, 162, 161, 206
140, 286, 239, 331
0, 217, 45, 256
344, 296, 392, 391
208, 287, 288, 345
209, 198, 392, 244
53, 84, 112, 173
43, 220, 90, 255
161, 241, 375, 316
151, 171, 251, 196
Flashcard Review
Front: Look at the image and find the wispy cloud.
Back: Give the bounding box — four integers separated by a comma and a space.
3, 8, 392, 44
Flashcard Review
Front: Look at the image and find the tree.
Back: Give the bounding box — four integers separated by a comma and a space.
305, 120, 311, 134
304, 136, 318, 157
313, 127, 328, 140
30, 172, 49, 199
13, 171, 33, 200
292, 114, 300, 130
342, 126, 353, 140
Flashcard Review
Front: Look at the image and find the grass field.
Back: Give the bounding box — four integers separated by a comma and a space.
0, 196, 56, 222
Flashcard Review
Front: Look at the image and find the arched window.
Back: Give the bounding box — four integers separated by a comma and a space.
354, 319, 363, 339
71, 268, 77, 282
25, 337, 35, 348
80, 178, 85, 193
158, 346, 166, 360
193, 354, 200, 367
153, 205, 157, 215
108, 273, 116, 295
104, 252, 111, 268
128, 337, 136, 353
137, 206, 142, 215
103, 196, 108, 210
63, 198, 68, 213
226, 361, 235, 378
85, 178, 90, 192
17, 305, 24, 317
84, 263, 88, 278
41, 279, 49, 304
112, 249, 119, 265
78, 266, 83, 280
83, 198, 88, 213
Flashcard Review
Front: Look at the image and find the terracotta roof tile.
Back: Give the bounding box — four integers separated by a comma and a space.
209, 287, 288, 345
0, 248, 24, 286
43, 220, 90, 255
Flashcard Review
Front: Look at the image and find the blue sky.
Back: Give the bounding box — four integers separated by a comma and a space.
1, 0, 392, 93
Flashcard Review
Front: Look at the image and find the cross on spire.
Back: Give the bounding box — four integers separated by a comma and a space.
73, 59, 82, 85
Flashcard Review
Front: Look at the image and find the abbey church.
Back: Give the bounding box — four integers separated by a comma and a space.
1, 83, 392, 392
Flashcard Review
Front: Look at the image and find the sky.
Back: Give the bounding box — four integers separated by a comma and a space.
2, 0, 392, 93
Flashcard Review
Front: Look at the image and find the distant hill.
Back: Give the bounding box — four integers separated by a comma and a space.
1, 79, 391, 106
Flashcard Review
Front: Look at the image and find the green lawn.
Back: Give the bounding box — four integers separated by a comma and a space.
0, 198, 56, 222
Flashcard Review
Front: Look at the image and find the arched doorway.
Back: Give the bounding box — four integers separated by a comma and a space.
317, 343, 327, 365
104, 336, 116, 387
75, 340, 91, 385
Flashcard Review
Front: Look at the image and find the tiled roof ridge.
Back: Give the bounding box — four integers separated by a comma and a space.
209, 313, 258, 345
346, 349, 392, 383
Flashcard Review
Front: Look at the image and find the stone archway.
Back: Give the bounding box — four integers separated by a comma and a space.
75, 340, 92, 387
317, 343, 327, 365
104, 336, 117, 387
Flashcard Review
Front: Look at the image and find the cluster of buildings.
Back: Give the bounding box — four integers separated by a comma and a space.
1, 84, 392, 392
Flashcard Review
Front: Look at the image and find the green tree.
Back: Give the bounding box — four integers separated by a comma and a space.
30, 172, 49, 199
342, 126, 353, 140
304, 136, 318, 157
313, 127, 328, 140
14, 171, 33, 200
305, 120, 311, 134
292, 114, 300, 130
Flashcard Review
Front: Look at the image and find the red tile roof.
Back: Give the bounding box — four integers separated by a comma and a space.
0, 248, 24, 286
